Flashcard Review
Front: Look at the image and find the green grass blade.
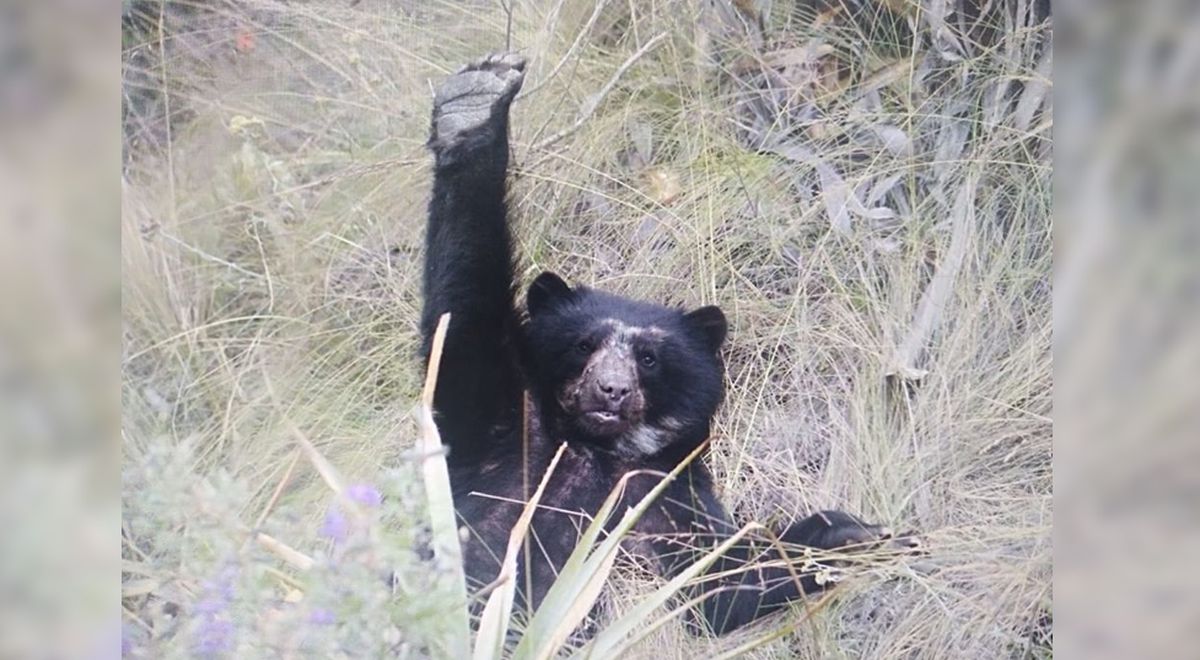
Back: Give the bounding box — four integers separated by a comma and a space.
513, 442, 710, 660
576, 523, 761, 659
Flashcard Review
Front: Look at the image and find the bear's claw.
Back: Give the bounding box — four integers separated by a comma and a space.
813, 512, 923, 555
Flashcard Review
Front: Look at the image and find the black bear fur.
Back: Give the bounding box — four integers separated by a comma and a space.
420, 53, 903, 636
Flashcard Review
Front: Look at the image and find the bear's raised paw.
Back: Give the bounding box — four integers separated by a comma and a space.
431, 52, 526, 149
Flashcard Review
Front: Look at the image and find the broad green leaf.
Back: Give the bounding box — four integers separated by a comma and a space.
576, 523, 761, 659
513, 442, 710, 660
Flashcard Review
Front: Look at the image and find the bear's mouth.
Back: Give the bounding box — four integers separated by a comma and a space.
585, 410, 620, 424
580, 409, 627, 434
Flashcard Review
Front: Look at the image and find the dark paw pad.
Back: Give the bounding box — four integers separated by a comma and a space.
432, 52, 526, 145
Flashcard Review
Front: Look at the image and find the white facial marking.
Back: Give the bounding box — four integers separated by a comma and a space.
624, 419, 684, 456
594, 319, 642, 362
622, 417, 684, 456
627, 425, 667, 455
658, 416, 684, 432
600, 318, 667, 340
599, 319, 638, 353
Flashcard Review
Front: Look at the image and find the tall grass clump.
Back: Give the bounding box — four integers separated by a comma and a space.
122, 0, 1051, 657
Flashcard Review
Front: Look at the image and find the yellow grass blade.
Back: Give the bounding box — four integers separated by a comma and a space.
417, 312, 471, 657
473, 442, 570, 660
262, 370, 347, 497
255, 532, 315, 571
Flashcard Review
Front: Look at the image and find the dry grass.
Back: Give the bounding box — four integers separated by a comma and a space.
122, 0, 1051, 657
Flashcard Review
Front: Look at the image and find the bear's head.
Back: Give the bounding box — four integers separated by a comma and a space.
523, 271, 726, 458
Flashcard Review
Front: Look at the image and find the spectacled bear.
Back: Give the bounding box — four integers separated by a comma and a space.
421, 53, 910, 635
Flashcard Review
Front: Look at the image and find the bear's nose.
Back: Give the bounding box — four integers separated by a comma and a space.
597, 380, 631, 403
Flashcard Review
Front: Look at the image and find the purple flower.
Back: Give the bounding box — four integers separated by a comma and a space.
320, 484, 380, 544
202, 564, 239, 602
308, 608, 336, 625
193, 597, 227, 615
192, 563, 238, 656
346, 483, 382, 508
320, 505, 349, 543
193, 616, 234, 656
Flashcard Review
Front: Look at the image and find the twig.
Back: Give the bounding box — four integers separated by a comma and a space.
529, 31, 669, 154
522, 389, 534, 616
890, 172, 979, 380
501, 0, 513, 51
157, 1, 178, 233
264, 566, 305, 591
252, 449, 301, 531
261, 369, 345, 496
1013, 34, 1053, 132
517, 0, 610, 100
256, 532, 315, 571
159, 231, 266, 281
284, 416, 345, 496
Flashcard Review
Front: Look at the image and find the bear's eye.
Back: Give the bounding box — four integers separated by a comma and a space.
640, 353, 657, 368
576, 339, 593, 354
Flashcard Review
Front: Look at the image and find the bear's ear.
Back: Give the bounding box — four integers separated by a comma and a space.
527, 271, 574, 318
684, 305, 727, 352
